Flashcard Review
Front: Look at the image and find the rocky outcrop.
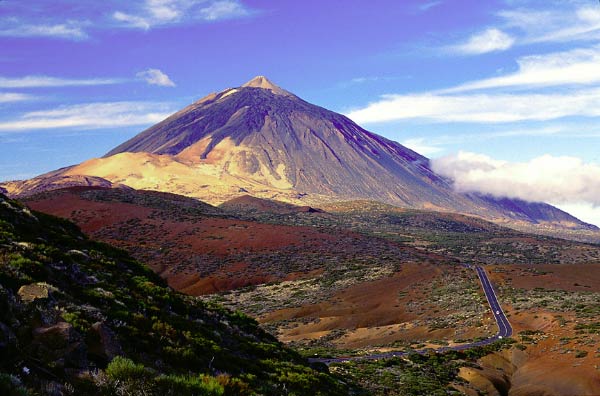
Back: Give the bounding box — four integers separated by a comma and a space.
89, 322, 123, 362
31, 322, 87, 369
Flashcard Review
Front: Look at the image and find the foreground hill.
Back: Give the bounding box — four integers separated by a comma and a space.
0, 193, 348, 395
1, 76, 594, 231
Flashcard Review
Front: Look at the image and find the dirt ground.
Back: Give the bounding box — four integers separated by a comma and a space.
262, 263, 494, 349
475, 263, 600, 395
27, 189, 340, 294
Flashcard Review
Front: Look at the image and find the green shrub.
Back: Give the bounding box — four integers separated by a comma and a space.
154, 374, 224, 396
105, 357, 154, 395
106, 357, 151, 381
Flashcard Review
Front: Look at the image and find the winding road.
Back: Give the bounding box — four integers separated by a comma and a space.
309, 265, 512, 365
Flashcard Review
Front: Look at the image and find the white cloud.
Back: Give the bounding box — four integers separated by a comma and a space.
349, 43, 600, 124
114, 0, 253, 29
136, 69, 176, 87
452, 28, 515, 54
0, 22, 88, 40
113, 11, 152, 30
401, 138, 444, 156
347, 88, 600, 124
199, 0, 250, 21
0, 75, 122, 88
0, 93, 32, 103
444, 46, 600, 93
0, 102, 173, 132
431, 151, 600, 208
147, 0, 183, 21
499, 5, 600, 44
114, 0, 185, 29
444, 5, 600, 57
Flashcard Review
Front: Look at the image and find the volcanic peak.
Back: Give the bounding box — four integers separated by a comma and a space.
241, 75, 291, 96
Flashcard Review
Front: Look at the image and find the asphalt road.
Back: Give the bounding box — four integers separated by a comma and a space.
309, 265, 512, 365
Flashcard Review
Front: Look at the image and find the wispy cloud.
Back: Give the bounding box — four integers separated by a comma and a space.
443, 46, 600, 93
419, 1, 442, 12
113, 11, 153, 30
0, 21, 88, 41
136, 68, 175, 87
499, 5, 600, 45
398, 124, 577, 159
347, 88, 600, 124
349, 39, 600, 124
0, 93, 32, 103
114, 0, 255, 30
0, 1, 257, 40
0, 75, 123, 88
401, 138, 444, 156
0, 102, 173, 132
337, 76, 398, 89
445, 4, 600, 57
199, 0, 252, 21
451, 28, 515, 55
431, 152, 600, 217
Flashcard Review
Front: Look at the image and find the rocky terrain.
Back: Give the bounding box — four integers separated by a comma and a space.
0, 193, 349, 395
18, 186, 600, 394
3, 75, 600, 395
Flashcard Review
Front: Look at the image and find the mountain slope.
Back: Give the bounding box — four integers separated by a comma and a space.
475, 194, 597, 230
0, 193, 348, 395
1, 76, 593, 230
106, 76, 462, 209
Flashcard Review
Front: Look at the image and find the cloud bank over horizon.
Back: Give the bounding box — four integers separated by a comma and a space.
431, 151, 600, 226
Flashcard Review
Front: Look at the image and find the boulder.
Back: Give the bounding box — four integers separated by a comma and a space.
18, 282, 57, 303
89, 322, 123, 361
33, 322, 77, 349
32, 321, 87, 369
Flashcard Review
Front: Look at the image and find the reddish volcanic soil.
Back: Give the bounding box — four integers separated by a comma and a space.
262, 263, 494, 348
475, 263, 600, 396
27, 187, 432, 298
488, 263, 600, 292
26, 188, 342, 294
28, 189, 331, 253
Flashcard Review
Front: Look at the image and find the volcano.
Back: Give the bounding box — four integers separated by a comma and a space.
2, 76, 595, 230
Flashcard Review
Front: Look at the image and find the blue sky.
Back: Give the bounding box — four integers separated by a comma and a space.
1, 0, 600, 225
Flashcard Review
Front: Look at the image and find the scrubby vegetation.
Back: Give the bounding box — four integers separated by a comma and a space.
20, 188, 600, 394
331, 339, 515, 395
0, 194, 348, 395
220, 199, 600, 266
